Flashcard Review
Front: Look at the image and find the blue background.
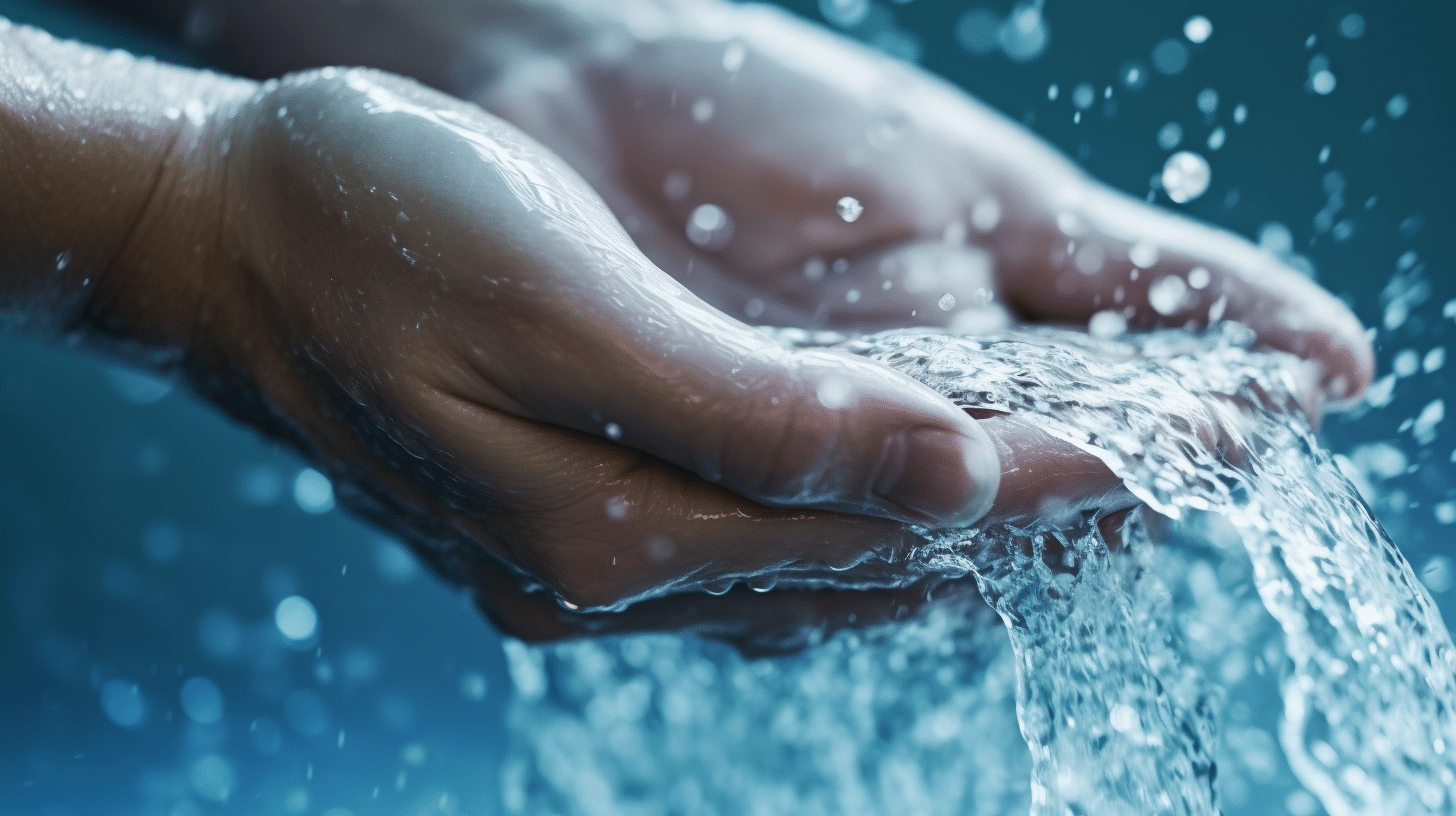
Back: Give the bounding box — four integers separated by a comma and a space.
1, 1, 1451, 813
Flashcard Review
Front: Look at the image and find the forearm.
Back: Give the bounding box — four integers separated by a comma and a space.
0, 19, 253, 357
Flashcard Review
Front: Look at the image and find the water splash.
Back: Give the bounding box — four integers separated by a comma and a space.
501, 326, 1456, 815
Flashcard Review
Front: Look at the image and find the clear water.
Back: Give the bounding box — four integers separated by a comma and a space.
502, 326, 1456, 815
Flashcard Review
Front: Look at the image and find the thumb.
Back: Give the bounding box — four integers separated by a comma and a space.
491, 254, 1000, 528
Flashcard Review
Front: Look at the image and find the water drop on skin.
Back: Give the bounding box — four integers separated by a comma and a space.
1149, 275, 1190, 315
722, 42, 747, 73
691, 97, 715, 123
836, 196, 864, 222
685, 204, 733, 250
1129, 240, 1160, 269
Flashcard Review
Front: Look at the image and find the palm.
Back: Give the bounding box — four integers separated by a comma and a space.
478, 7, 1371, 400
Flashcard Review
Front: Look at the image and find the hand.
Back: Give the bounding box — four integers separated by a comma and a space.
124, 68, 1049, 612
476, 2, 1374, 404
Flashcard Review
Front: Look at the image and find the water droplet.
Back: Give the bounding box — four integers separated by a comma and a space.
275, 595, 318, 641
1109, 703, 1142, 732
1161, 151, 1212, 204
998, 5, 1049, 62
604, 422, 622, 440
604, 496, 629, 520
1120, 61, 1150, 91
836, 196, 864, 222
1151, 39, 1190, 75
1149, 275, 1190, 315
845, 289, 861, 303
1183, 15, 1213, 44
1310, 70, 1337, 95
100, 679, 147, 729
1435, 504, 1456, 528
1259, 222, 1293, 255
1157, 121, 1184, 150
721, 42, 747, 72
691, 97, 715, 123
1187, 267, 1212, 289
1056, 210, 1088, 236
685, 203, 734, 250
1196, 88, 1219, 114
817, 375, 854, 409
1423, 347, 1444, 373
1388, 348, 1418, 377
971, 197, 1001, 232
804, 257, 827, 280
190, 754, 236, 803
1129, 240, 1161, 268
744, 298, 765, 319
180, 676, 225, 725
662, 171, 691, 201
1233, 103, 1248, 124
955, 8, 1002, 55
55, 250, 71, 270
1071, 82, 1096, 110
1047, 83, 1059, 101
293, 468, 334, 514
1386, 94, 1410, 120
1338, 13, 1366, 39
459, 671, 488, 701
1088, 310, 1127, 338
1206, 127, 1226, 150
937, 293, 957, 311
820, 0, 870, 29
1074, 244, 1105, 275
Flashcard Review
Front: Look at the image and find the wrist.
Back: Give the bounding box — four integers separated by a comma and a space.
0, 21, 256, 364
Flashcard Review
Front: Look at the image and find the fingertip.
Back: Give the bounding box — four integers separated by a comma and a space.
870, 419, 1000, 529
1307, 302, 1375, 408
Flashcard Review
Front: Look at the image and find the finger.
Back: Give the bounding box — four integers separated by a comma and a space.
1001, 186, 1374, 403
460, 247, 1001, 530
465, 552, 988, 657
409, 389, 1148, 610
977, 415, 1136, 525
408, 389, 925, 609
270, 71, 999, 530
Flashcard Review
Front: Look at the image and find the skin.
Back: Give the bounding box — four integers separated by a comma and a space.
1, 1, 1373, 646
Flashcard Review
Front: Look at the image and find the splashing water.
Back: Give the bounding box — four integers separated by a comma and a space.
500, 326, 1456, 816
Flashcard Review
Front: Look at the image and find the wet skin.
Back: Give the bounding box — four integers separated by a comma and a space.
0, 1, 1372, 644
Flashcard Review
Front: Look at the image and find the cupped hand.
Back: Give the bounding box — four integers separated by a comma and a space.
477, 2, 1374, 404
169, 68, 1062, 612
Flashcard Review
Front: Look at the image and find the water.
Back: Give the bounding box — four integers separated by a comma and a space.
502, 326, 1456, 815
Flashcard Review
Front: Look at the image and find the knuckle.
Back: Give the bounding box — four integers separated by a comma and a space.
723, 390, 845, 505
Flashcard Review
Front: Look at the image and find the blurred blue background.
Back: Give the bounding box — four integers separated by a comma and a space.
1, 1, 1451, 814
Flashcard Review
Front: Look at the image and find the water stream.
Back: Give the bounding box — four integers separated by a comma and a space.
501, 326, 1456, 816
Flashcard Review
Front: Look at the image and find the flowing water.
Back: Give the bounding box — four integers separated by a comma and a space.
501, 325, 1456, 816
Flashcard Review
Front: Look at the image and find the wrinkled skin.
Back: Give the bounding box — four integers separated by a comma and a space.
4, 3, 1374, 648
